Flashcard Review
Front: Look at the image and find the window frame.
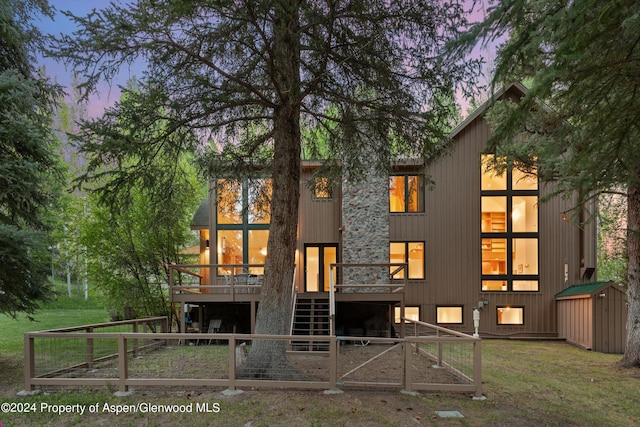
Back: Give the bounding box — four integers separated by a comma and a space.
216, 179, 270, 274
389, 174, 425, 213
394, 306, 421, 324
480, 156, 539, 293
436, 306, 464, 325
312, 177, 333, 200
496, 306, 525, 326
389, 241, 425, 280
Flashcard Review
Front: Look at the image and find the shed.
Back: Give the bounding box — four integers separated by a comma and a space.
556, 281, 627, 354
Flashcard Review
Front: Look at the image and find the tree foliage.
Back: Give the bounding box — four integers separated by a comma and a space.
73, 83, 204, 320
461, 0, 640, 366
0, 0, 62, 318
50, 0, 479, 377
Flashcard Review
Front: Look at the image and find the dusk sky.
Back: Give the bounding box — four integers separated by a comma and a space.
36, 0, 495, 118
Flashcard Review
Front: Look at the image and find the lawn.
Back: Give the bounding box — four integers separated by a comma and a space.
1, 297, 639, 426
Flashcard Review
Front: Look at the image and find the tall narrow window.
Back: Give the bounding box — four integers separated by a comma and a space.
481, 156, 539, 292
390, 175, 424, 213
216, 179, 270, 275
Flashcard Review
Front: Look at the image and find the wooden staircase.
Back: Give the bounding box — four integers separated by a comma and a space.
290, 297, 331, 351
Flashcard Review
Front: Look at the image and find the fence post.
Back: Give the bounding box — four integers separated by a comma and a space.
403, 339, 413, 392
132, 321, 139, 357
86, 327, 94, 369
117, 335, 128, 392
329, 336, 337, 389
436, 330, 443, 367
473, 339, 483, 397
23, 334, 35, 391
228, 335, 236, 390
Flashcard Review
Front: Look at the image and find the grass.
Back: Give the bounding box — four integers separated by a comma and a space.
0, 281, 110, 356
1, 293, 640, 426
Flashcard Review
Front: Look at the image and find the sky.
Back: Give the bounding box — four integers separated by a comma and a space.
37, 1, 144, 117
36, 0, 496, 119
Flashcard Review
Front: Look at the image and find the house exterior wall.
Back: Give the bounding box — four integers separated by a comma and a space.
197, 84, 597, 338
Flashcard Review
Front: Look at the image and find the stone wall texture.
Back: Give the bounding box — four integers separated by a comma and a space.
341, 168, 389, 285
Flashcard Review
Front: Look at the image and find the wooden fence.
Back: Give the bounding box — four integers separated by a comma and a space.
23, 318, 482, 397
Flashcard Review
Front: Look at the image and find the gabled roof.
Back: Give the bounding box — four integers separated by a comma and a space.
448, 82, 528, 141
555, 281, 620, 298
190, 199, 209, 230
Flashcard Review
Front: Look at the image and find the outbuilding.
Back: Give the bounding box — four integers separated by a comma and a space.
556, 281, 627, 353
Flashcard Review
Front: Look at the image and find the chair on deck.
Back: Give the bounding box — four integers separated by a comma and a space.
207, 319, 222, 345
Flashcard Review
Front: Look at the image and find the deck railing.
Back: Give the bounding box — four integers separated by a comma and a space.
23, 319, 482, 397
169, 264, 265, 299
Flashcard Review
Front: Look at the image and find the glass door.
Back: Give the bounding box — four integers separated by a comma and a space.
304, 244, 338, 292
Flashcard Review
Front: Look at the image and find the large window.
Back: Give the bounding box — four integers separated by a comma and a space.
217, 179, 271, 274
481, 155, 539, 292
390, 175, 424, 212
390, 242, 425, 279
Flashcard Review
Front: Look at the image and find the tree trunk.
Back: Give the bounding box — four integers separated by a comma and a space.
622, 181, 640, 367
237, 1, 302, 380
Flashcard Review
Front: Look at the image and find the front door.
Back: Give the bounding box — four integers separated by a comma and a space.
304, 244, 338, 292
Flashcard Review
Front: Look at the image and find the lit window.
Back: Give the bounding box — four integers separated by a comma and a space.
512, 196, 538, 232
481, 155, 538, 292
395, 306, 420, 323
248, 179, 272, 224
216, 179, 270, 275
497, 306, 524, 325
248, 230, 269, 274
481, 155, 506, 190
390, 242, 424, 279
512, 165, 538, 190
217, 180, 242, 224
437, 306, 463, 324
217, 230, 243, 274
390, 175, 424, 213
313, 177, 332, 199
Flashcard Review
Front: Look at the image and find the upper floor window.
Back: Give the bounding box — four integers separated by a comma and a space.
481, 155, 539, 292
216, 179, 271, 275
390, 175, 424, 213
313, 177, 333, 199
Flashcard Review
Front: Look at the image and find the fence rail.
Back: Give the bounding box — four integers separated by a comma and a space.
24, 318, 482, 397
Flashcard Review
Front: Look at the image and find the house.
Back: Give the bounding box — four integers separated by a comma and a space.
173, 82, 600, 342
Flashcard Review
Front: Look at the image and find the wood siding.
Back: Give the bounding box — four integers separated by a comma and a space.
295, 169, 342, 291
386, 96, 592, 337
557, 283, 628, 354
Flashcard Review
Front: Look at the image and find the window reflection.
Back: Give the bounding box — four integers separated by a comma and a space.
217, 180, 242, 224
390, 175, 424, 212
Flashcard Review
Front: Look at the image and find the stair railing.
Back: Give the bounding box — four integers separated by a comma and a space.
289, 267, 297, 335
